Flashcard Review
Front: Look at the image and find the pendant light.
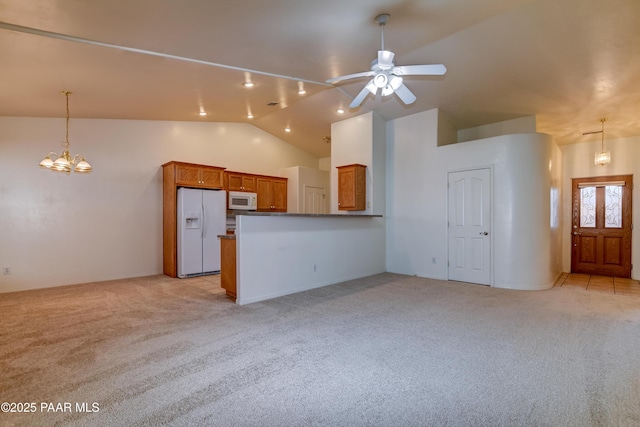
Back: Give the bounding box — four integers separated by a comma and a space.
39, 91, 92, 174
584, 118, 610, 166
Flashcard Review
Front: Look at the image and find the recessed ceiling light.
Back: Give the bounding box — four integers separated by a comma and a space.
247, 113, 254, 119
298, 81, 306, 95
284, 127, 291, 133
242, 71, 254, 88
336, 108, 345, 114
199, 111, 207, 116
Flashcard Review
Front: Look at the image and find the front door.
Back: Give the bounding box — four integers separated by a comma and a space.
448, 168, 492, 285
571, 175, 633, 278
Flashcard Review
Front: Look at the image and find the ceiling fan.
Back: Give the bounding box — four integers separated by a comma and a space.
326, 13, 447, 109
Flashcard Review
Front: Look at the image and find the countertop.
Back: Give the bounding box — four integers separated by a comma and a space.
229, 212, 383, 218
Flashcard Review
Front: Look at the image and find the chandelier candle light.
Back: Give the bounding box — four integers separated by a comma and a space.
584, 118, 611, 166
39, 91, 92, 174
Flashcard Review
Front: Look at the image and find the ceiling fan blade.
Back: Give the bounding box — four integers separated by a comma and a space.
378, 50, 395, 69
394, 83, 417, 105
326, 71, 375, 84
392, 64, 447, 76
349, 80, 375, 109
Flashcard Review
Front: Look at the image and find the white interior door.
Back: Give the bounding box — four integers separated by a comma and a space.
447, 168, 491, 285
304, 186, 325, 214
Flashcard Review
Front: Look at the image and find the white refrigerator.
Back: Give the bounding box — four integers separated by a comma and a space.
177, 188, 227, 278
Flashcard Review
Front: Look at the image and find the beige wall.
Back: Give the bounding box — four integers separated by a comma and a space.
0, 117, 319, 292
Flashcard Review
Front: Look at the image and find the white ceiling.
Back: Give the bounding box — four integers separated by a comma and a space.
1, 0, 639, 158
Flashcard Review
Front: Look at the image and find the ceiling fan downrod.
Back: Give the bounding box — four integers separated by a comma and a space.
375, 13, 390, 51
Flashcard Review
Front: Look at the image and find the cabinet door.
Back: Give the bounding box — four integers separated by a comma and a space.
337, 164, 366, 211
200, 168, 223, 188
271, 179, 288, 211
256, 178, 272, 211
338, 168, 356, 209
241, 175, 257, 192
175, 165, 202, 186
227, 173, 256, 192
227, 173, 244, 191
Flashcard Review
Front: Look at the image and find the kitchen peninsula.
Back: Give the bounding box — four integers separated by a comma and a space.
219, 212, 384, 305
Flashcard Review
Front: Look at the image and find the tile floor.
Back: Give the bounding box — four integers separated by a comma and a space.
554, 272, 640, 297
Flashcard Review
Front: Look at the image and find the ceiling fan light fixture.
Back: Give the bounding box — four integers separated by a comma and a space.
325, 12, 446, 109
365, 80, 378, 95
381, 75, 403, 96
373, 73, 388, 89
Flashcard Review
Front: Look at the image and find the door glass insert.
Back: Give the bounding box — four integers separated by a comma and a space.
605, 185, 623, 228
580, 186, 596, 228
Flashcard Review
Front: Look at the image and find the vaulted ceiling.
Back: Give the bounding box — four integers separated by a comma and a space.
1, 0, 639, 158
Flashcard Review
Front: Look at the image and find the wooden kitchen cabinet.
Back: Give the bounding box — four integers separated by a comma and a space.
220, 236, 237, 300
225, 172, 257, 192
173, 162, 225, 188
256, 176, 288, 211
337, 164, 366, 211
162, 161, 226, 277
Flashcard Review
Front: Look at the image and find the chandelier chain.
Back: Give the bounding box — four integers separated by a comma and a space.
62, 90, 71, 150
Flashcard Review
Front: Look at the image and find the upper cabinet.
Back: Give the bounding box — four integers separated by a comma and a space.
169, 162, 225, 188
256, 176, 288, 212
225, 172, 257, 193
337, 164, 366, 211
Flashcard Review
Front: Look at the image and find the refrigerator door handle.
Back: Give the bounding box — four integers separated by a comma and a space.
202, 203, 206, 238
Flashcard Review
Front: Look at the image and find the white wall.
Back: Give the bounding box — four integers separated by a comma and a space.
0, 117, 319, 292
330, 111, 385, 215
458, 116, 537, 143
318, 157, 331, 172
280, 166, 330, 214
235, 215, 385, 305
560, 136, 640, 278
386, 109, 561, 290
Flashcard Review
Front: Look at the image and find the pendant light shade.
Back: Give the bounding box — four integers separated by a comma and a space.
584, 118, 610, 166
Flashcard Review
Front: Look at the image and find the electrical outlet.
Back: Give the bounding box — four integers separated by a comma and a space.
2, 267, 10, 275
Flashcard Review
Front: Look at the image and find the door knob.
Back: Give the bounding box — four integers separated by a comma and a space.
479, 231, 488, 235
573, 232, 581, 235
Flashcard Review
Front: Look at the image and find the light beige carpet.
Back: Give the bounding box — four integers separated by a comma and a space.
1, 273, 640, 426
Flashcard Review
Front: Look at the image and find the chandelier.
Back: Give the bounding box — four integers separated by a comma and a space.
584, 118, 610, 166
39, 91, 92, 174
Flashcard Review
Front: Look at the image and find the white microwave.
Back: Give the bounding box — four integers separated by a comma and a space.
229, 191, 257, 210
